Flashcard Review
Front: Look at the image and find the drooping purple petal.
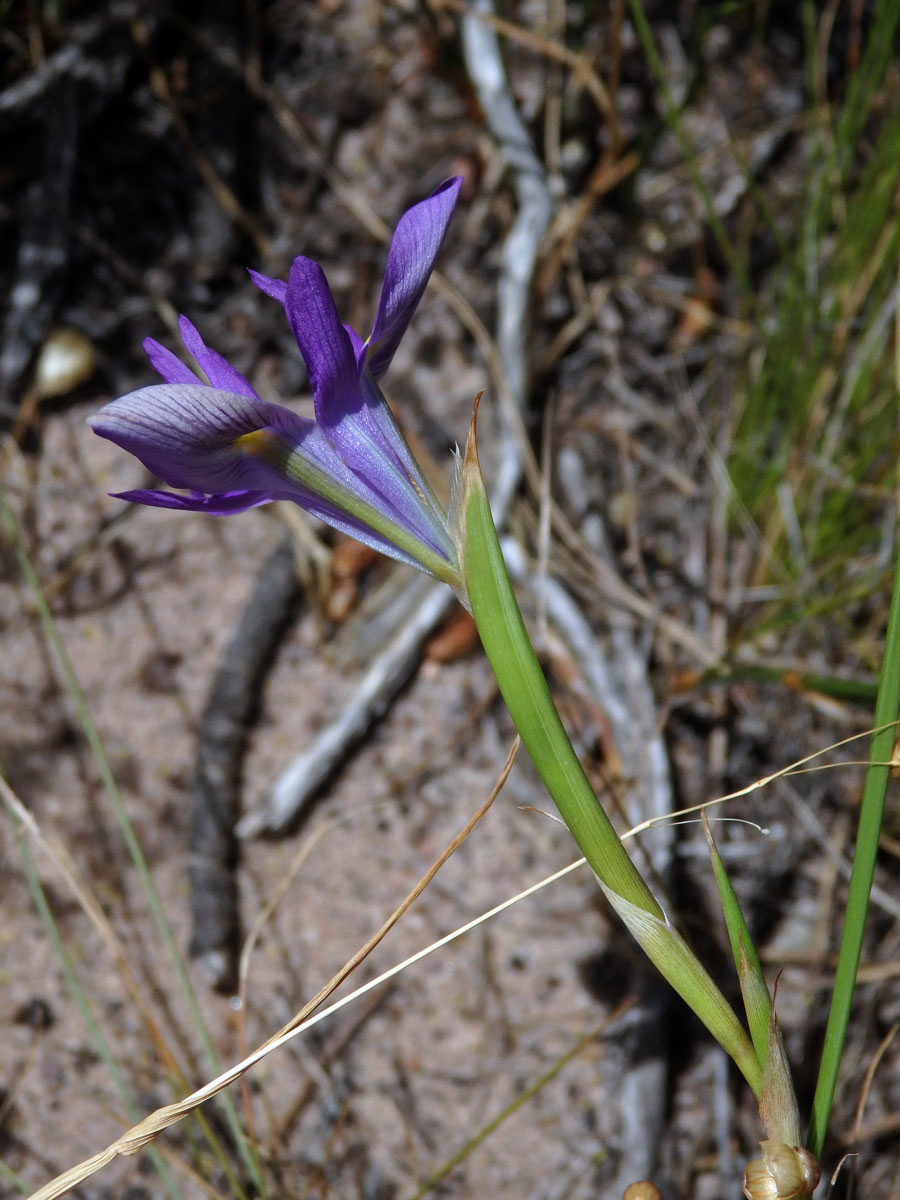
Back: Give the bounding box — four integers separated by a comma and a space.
90, 383, 442, 558
144, 337, 199, 386
177, 316, 259, 399
364, 177, 462, 380
113, 478, 437, 570
111, 488, 275, 514
89, 384, 298, 494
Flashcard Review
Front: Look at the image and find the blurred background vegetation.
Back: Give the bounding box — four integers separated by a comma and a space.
2, 2, 899, 1197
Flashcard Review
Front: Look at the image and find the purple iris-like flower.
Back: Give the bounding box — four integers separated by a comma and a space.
89, 177, 463, 582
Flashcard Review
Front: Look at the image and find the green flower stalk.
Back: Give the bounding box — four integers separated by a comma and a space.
457, 403, 762, 1097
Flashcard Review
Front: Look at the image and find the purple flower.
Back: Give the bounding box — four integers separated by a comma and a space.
89, 177, 463, 583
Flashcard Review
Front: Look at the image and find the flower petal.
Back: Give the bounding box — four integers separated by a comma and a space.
89, 384, 293, 494
90, 384, 440, 561
283, 256, 359, 428
344, 323, 365, 362
178, 316, 259, 398
333, 373, 456, 560
113, 471, 440, 571
248, 268, 288, 305
111, 488, 275, 514
144, 337, 199, 385
91, 178, 465, 585
278, 260, 450, 547
284, 493, 434, 572
364, 177, 462, 380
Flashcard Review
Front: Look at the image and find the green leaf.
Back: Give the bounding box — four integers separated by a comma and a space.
808, 564, 900, 1153
602, 890, 762, 1098
702, 813, 771, 1062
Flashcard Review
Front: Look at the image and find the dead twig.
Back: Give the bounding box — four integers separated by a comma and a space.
0, 4, 134, 114
190, 536, 303, 987
237, 574, 454, 837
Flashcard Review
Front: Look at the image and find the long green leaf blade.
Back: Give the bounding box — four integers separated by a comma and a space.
807, 549, 900, 1154
702, 813, 771, 1062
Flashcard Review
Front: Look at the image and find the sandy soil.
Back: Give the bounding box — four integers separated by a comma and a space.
2, 4, 898, 1199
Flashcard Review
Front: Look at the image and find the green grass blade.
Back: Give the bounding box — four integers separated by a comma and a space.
687, 662, 878, 706
832, 0, 900, 165
702, 814, 770, 1063
601, 891, 762, 1097
807, 546, 900, 1155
